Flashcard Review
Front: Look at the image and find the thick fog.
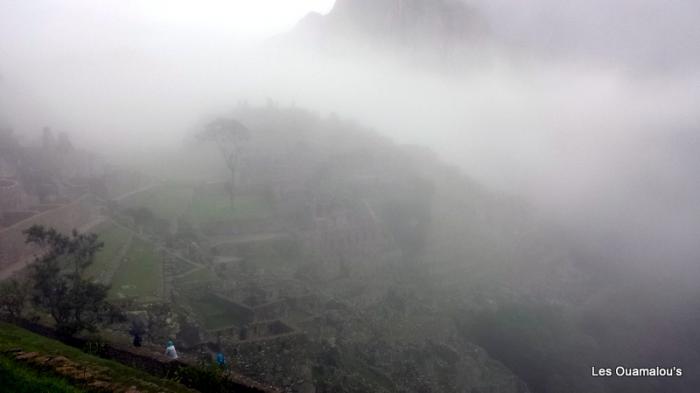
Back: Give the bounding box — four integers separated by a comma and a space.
1, 0, 699, 279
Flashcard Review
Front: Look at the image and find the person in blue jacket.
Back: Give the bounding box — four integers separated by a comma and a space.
216, 351, 226, 368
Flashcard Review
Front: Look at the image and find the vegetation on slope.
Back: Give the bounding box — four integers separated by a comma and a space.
0, 355, 86, 393
83, 222, 131, 283
0, 322, 193, 393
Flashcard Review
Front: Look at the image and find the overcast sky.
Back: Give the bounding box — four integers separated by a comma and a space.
1, 0, 697, 156
0, 1, 335, 142
0, 1, 335, 85
1, 0, 699, 274
0, 0, 335, 41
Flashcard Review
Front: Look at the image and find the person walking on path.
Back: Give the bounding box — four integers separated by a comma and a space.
216, 351, 226, 368
132, 332, 142, 347
129, 320, 144, 347
165, 340, 178, 360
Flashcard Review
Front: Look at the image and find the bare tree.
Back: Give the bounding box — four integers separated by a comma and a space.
197, 118, 250, 208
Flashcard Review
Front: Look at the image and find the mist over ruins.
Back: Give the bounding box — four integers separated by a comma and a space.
1, 1, 699, 393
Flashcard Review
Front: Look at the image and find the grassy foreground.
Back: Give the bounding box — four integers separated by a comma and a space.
0, 322, 193, 393
0, 355, 85, 393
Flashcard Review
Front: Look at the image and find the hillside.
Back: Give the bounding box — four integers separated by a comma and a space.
4, 103, 700, 392
0, 322, 193, 393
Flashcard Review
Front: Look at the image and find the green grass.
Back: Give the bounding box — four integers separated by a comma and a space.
0, 323, 192, 393
84, 222, 131, 283
189, 295, 253, 331
189, 192, 272, 224
169, 256, 199, 276
121, 185, 272, 225
190, 300, 239, 330
121, 185, 193, 220
120, 184, 273, 225
175, 267, 213, 284
109, 238, 162, 300
0, 355, 86, 393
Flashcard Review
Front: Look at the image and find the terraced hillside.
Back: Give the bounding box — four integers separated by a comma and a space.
81, 221, 167, 301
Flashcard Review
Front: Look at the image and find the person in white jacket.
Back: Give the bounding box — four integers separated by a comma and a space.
165, 340, 178, 360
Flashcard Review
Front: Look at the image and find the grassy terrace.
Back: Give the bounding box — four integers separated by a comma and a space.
0, 355, 85, 393
189, 191, 272, 224
175, 266, 213, 284
120, 184, 194, 220
83, 222, 131, 283
109, 238, 163, 300
0, 323, 192, 393
77, 221, 164, 301
189, 294, 253, 331
120, 183, 273, 223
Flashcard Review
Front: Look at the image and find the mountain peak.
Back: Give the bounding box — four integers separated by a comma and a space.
288, 0, 489, 62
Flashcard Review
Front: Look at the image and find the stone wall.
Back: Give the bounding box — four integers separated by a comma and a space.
0, 194, 99, 273
211, 294, 256, 325
224, 332, 313, 393
254, 295, 321, 322
301, 201, 392, 279
246, 320, 295, 339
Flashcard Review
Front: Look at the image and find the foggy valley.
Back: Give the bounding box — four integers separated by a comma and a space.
0, 1, 699, 393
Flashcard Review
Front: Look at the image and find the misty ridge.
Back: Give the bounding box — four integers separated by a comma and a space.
0, 1, 700, 393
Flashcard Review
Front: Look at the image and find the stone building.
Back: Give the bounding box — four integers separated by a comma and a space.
302, 194, 392, 279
